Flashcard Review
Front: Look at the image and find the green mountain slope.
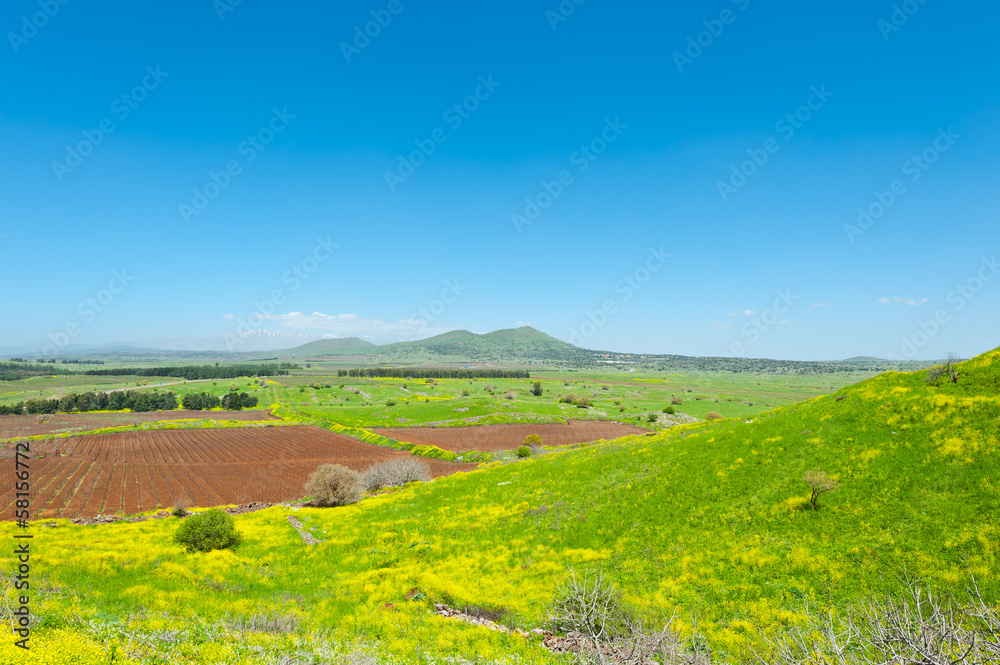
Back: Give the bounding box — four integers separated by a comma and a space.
279, 337, 378, 357
14, 347, 999, 663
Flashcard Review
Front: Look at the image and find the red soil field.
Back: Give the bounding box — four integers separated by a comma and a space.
0, 426, 474, 520
0, 409, 279, 440
373, 419, 648, 453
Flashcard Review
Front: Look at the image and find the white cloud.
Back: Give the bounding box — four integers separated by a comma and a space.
810, 303, 831, 308
711, 322, 731, 329
221, 314, 234, 319
777, 319, 793, 325
725, 311, 739, 318
262, 311, 452, 342
878, 297, 928, 307
742, 309, 758, 316
515, 321, 532, 327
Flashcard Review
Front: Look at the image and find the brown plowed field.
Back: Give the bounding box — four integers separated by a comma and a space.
0, 410, 279, 440
0, 426, 474, 520
373, 419, 648, 453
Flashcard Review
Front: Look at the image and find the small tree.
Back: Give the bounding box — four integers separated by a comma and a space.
705, 411, 724, 420
531, 382, 543, 396
803, 468, 838, 509
926, 352, 963, 384
523, 434, 543, 448
663, 406, 675, 414
304, 464, 363, 507
671, 396, 683, 405
516, 445, 531, 458
174, 508, 242, 552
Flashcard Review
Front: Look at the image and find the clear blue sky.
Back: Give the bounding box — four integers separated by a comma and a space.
1, 0, 997, 360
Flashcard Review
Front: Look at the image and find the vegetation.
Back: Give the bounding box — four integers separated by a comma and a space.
338, 368, 530, 379
0, 389, 178, 415
304, 463, 364, 506
83, 363, 298, 380
3, 341, 996, 664
361, 457, 431, 492
173, 508, 243, 552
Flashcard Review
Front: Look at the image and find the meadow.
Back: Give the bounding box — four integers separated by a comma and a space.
1, 352, 996, 663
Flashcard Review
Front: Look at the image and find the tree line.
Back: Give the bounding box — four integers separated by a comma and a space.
336, 368, 530, 379
182, 392, 259, 411
83, 363, 299, 380
0, 390, 178, 415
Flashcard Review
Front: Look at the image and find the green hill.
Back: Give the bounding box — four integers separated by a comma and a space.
9, 348, 999, 663
279, 337, 378, 357
380, 326, 590, 362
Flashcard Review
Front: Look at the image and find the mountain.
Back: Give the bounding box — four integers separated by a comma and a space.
278, 337, 378, 357
281, 326, 594, 365
144, 330, 326, 352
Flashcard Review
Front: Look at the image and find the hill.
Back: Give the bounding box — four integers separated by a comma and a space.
9, 347, 998, 663
278, 336, 378, 357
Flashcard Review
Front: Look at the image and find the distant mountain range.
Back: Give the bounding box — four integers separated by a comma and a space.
1, 326, 936, 373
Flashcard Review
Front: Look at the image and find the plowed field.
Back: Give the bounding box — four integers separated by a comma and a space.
0, 410, 279, 440
0, 426, 473, 519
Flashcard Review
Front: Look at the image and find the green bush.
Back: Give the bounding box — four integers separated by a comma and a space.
663, 406, 675, 414
705, 411, 724, 420
523, 434, 543, 448
385, 400, 396, 406
174, 508, 242, 553
515, 445, 531, 458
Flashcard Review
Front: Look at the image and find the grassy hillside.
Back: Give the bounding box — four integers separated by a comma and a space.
278, 337, 378, 357
4, 349, 998, 663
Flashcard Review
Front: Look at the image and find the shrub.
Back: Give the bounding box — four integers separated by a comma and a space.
561, 393, 578, 404
671, 396, 683, 405
503, 391, 516, 400
174, 508, 242, 552
385, 400, 396, 406
705, 411, 724, 420
523, 434, 543, 448
516, 445, 531, 458
462, 389, 470, 396
575, 395, 591, 408
663, 406, 675, 414
361, 457, 431, 492
531, 382, 543, 396
304, 464, 363, 507
171, 498, 189, 517
804, 468, 838, 509
647, 412, 658, 423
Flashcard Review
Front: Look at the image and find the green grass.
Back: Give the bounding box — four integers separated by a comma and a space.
5, 350, 998, 663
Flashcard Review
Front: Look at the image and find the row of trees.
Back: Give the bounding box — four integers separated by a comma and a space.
0, 390, 178, 415
83, 364, 298, 380
336, 368, 530, 379
0, 362, 63, 381
181, 392, 259, 411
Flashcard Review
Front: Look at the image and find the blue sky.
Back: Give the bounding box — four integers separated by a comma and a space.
1, 0, 997, 360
